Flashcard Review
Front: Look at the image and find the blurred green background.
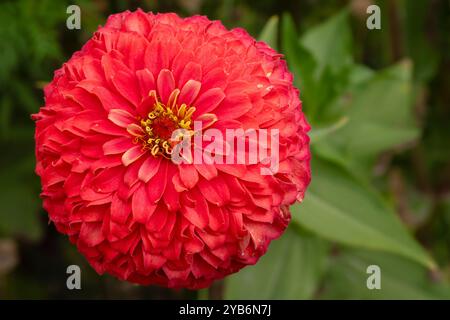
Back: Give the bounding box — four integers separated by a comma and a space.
0, 0, 449, 299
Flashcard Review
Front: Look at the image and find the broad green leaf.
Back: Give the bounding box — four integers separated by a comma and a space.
224, 227, 328, 299
258, 15, 278, 50
281, 13, 318, 118
347, 64, 375, 88
282, 11, 354, 122
295, 9, 355, 121
342, 61, 418, 157
322, 249, 450, 299
315, 61, 419, 172
292, 158, 434, 268
310, 117, 349, 144
300, 9, 353, 77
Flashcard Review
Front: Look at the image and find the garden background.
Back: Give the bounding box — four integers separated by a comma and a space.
0, 0, 449, 299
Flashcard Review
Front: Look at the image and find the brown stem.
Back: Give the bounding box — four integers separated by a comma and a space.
388, 0, 403, 61
208, 280, 224, 300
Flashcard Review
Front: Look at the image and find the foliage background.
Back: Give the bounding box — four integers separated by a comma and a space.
0, 0, 449, 299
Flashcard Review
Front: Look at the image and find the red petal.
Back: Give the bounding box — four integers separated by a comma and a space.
138, 156, 161, 183
215, 163, 246, 177
223, 174, 247, 201
64, 173, 83, 197
146, 160, 168, 203
91, 166, 124, 193
101, 53, 140, 107
146, 204, 168, 232
91, 120, 127, 136
214, 94, 253, 120
103, 137, 134, 155
172, 172, 187, 192
122, 145, 145, 166
82, 57, 104, 82
115, 31, 146, 71
124, 158, 144, 187
126, 123, 145, 137
78, 80, 133, 113
136, 68, 155, 98
143, 252, 167, 271
111, 70, 141, 107
162, 166, 180, 211
201, 67, 227, 89
132, 184, 157, 224
197, 176, 230, 206
136, 91, 157, 117
178, 62, 202, 87
108, 109, 136, 128
180, 189, 209, 228
208, 205, 229, 232
79, 222, 104, 247
194, 163, 218, 180
157, 69, 175, 104
144, 41, 169, 77
198, 231, 226, 250
110, 193, 131, 224
124, 11, 150, 35
179, 79, 201, 106
194, 88, 225, 115
246, 221, 281, 248
178, 163, 199, 189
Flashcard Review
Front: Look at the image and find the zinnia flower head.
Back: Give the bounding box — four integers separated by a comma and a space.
32, 10, 311, 289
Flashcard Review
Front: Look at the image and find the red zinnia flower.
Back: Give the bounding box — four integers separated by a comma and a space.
32, 10, 311, 289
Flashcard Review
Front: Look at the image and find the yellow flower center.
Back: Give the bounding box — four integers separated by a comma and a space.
138, 98, 195, 158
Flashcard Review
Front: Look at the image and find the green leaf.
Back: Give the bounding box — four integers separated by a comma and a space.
282, 10, 355, 122
315, 61, 419, 172
292, 158, 434, 269
300, 9, 353, 77
322, 249, 450, 299
0, 160, 42, 241
347, 64, 375, 88
281, 13, 318, 118
224, 227, 328, 299
404, 0, 439, 83
310, 116, 349, 144
11, 79, 40, 114
0, 182, 42, 241
258, 15, 279, 50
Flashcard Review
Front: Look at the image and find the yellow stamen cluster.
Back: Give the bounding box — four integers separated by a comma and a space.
138, 99, 196, 158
